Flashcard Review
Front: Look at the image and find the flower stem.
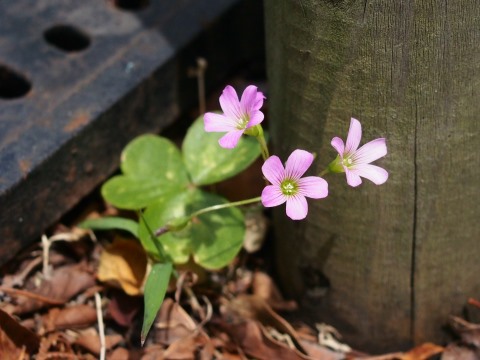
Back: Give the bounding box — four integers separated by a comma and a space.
257, 134, 270, 161
254, 125, 270, 161
190, 196, 262, 218
319, 168, 329, 177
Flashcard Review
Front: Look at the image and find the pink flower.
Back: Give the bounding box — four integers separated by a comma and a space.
261, 149, 328, 220
330, 118, 388, 187
204, 85, 265, 149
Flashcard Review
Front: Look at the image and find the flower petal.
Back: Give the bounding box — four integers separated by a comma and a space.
262, 156, 285, 185
353, 164, 389, 185
254, 91, 266, 110
286, 195, 308, 220
285, 149, 314, 180
204, 112, 237, 132
240, 85, 260, 113
331, 137, 345, 157
345, 168, 362, 187
261, 185, 287, 207
219, 85, 243, 120
345, 118, 362, 154
298, 176, 328, 199
352, 138, 387, 164
246, 110, 264, 128
218, 130, 244, 149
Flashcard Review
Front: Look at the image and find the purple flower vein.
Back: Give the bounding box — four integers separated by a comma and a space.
203, 85, 265, 149
261, 149, 328, 220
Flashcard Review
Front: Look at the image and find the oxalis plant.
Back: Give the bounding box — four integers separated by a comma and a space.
81, 84, 388, 344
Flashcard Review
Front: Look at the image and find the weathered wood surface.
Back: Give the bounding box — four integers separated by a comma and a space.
265, 0, 479, 351
0, 0, 264, 265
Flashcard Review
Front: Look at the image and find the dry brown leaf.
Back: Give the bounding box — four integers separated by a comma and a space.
107, 347, 131, 360
450, 316, 480, 347
141, 344, 165, 360
0, 308, 39, 359
154, 298, 197, 346
43, 304, 97, 331
348, 353, 403, 360
349, 343, 443, 360
107, 290, 142, 327
2, 257, 42, 288
252, 271, 297, 311
217, 354, 244, 360
74, 330, 123, 356
13, 264, 95, 314
36, 332, 75, 360
441, 343, 480, 360
224, 319, 312, 360
107, 347, 136, 360
299, 339, 345, 360
222, 294, 306, 354
469, 298, 480, 309
400, 342, 444, 360
97, 237, 147, 296
163, 332, 214, 360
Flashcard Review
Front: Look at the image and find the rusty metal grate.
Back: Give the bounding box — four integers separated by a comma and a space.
0, 0, 264, 265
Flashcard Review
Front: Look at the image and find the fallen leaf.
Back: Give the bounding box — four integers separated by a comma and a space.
299, 339, 344, 360
75, 330, 123, 355
107, 289, 142, 327
0, 308, 39, 359
163, 332, 214, 360
224, 319, 311, 360
450, 316, 480, 347
222, 294, 306, 354
97, 237, 147, 296
141, 344, 165, 360
107, 347, 130, 360
154, 298, 197, 346
400, 342, 444, 359
36, 332, 75, 360
43, 304, 97, 331
252, 271, 297, 311
441, 343, 480, 360
13, 264, 96, 314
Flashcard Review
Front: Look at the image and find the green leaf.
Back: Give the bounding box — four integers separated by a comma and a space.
101, 135, 190, 209
182, 116, 261, 186
138, 189, 245, 269
102, 176, 184, 210
141, 262, 172, 345
138, 191, 194, 262
79, 217, 138, 237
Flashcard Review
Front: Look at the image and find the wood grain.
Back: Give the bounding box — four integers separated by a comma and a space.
265, 0, 479, 351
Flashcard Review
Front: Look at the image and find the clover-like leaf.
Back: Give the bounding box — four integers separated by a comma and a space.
141, 262, 172, 345
138, 191, 194, 263
102, 135, 190, 209
79, 217, 138, 238
138, 188, 245, 269
183, 116, 261, 186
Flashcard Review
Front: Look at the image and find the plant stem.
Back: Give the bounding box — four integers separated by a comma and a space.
254, 125, 270, 160
139, 212, 201, 315
138, 211, 173, 266
319, 168, 329, 177
190, 196, 262, 218
257, 134, 270, 161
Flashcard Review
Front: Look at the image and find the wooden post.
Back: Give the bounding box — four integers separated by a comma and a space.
264, 0, 479, 351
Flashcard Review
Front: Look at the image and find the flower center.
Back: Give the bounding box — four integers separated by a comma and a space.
342, 157, 353, 168
236, 115, 250, 130
280, 179, 298, 196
